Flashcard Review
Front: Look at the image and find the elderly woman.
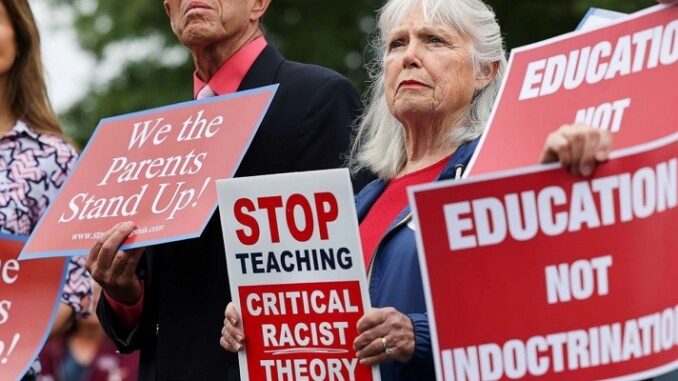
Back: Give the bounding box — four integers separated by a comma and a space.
220, 0, 611, 379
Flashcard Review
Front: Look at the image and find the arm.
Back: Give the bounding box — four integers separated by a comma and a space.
52, 256, 94, 336
49, 303, 74, 338
86, 222, 146, 352
407, 312, 432, 366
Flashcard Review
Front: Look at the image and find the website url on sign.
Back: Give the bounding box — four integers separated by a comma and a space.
71, 225, 166, 241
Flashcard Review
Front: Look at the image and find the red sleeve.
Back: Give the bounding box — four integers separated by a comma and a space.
103, 280, 144, 330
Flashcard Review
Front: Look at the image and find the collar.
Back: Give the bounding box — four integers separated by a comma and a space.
193, 36, 268, 98
1, 120, 40, 141
355, 136, 482, 221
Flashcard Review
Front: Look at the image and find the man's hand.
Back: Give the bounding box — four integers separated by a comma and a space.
86, 221, 144, 305
539, 123, 613, 177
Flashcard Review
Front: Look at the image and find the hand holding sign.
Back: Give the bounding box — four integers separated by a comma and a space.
353, 307, 415, 365
220, 302, 245, 352
217, 169, 379, 381
86, 222, 143, 305
20, 86, 276, 260
538, 123, 613, 176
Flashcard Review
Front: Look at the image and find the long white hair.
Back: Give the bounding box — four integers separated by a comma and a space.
351, 0, 507, 179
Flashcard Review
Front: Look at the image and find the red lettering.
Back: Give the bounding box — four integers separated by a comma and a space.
314, 192, 338, 240
258, 196, 284, 243
286, 193, 313, 241
234, 198, 259, 245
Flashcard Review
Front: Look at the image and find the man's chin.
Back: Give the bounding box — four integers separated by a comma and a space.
179, 26, 219, 48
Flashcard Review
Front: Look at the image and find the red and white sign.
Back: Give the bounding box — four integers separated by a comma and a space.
20, 85, 276, 260
409, 133, 678, 380
0, 234, 66, 380
217, 169, 380, 381
469, 4, 677, 176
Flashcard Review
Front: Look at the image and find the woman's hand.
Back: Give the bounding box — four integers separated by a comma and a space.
353, 307, 415, 365
539, 123, 613, 177
219, 302, 245, 352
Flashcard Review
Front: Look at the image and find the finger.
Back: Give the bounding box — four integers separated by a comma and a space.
356, 335, 389, 360
120, 248, 145, 279
595, 130, 613, 162
540, 129, 571, 167
225, 303, 241, 326
226, 316, 246, 346
221, 317, 245, 342
223, 313, 245, 339
86, 223, 123, 271
565, 127, 585, 176
578, 129, 600, 177
224, 303, 245, 344
97, 222, 136, 269
356, 308, 387, 333
354, 322, 390, 351
359, 350, 390, 366
538, 132, 558, 164
219, 336, 242, 352
224, 322, 245, 344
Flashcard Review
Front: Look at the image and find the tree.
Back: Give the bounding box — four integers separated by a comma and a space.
48, 0, 656, 147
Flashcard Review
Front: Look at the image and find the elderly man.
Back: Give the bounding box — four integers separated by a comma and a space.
86, 0, 363, 380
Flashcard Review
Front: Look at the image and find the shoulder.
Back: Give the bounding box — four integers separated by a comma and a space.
35, 132, 78, 158
13, 122, 78, 173
12, 121, 78, 156
355, 178, 387, 212
276, 60, 358, 95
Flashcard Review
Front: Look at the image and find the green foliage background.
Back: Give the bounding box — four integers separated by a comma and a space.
48, 0, 657, 147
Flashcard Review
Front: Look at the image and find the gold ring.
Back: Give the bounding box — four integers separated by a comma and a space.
381, 337, 388, 352
385, 347, 393, 355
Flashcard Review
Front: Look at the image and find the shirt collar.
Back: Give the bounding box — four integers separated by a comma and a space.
193, 36, 268, 98
1, 120, 40, 141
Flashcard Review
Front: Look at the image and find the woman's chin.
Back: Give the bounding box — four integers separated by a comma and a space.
393, 103, 437, 123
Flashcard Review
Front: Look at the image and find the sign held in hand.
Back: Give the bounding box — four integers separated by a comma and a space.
217, 169, 380, 381
20, 85, 277, 260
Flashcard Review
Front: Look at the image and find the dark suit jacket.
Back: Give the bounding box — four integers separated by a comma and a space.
97, 45, 366, 381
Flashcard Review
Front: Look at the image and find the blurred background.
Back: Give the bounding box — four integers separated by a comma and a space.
35, 0, 658, 147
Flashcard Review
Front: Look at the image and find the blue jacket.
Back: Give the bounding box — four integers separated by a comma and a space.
355, 137, 480, 381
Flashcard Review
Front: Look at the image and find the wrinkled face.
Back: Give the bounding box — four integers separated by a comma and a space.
163, 0, 253, 48
384, 7, 478, 124
0, 1, 17, 78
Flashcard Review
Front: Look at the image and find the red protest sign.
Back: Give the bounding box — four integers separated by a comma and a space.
0, 234, 66, 380
469, 4, 677, 176
409, 133, 677, 380
217, 169, 380, 381
239, 281, 369, 381
20, 85, 276, 260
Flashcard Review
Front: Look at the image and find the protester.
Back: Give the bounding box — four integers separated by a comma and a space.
219, 0, 613, 379
38, 284, 139, 381
0, 1, 94, 379
86, 0, 365, 379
